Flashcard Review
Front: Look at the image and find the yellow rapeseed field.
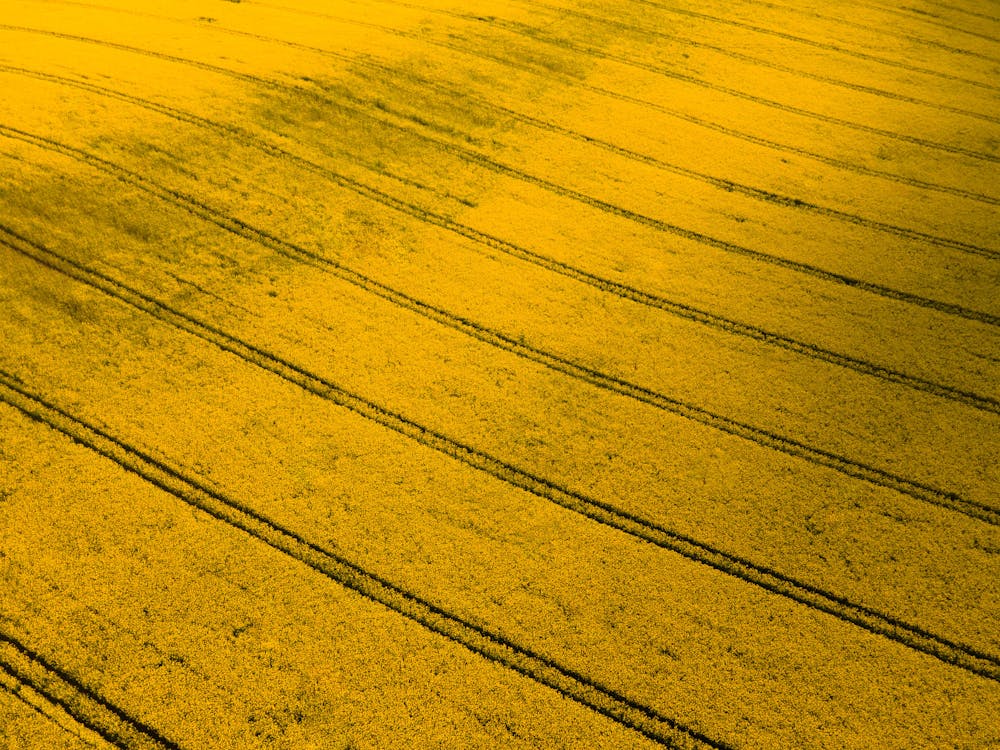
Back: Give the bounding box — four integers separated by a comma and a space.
0, 0, 998, 747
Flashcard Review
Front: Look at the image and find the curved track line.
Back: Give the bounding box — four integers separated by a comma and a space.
4, 127, 1000, 518
4, 70, 999, 414
0, 631, 182, 750
14, 70, 1000, 417
510, 0, 1000, 125
923, 0, 1000, 25
4, 228, 1000, 687
626, 0, 1000, 93
0, 679, 103, 749
0, 375, 731, 750
858, 0, 1000, 44
735, 0, 1000, 63
370, 0, 1000, 163
258, 9, 1000, 206
25, 15, 988, 258
142, 31, 1000, 260
2, 28, 997, 328
6, 123, 1000, 502
6, 17, 999, 209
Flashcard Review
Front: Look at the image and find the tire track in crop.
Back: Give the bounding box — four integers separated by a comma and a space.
858, 0, 1000, 44
498, 17, 1000, 163
3, 227, 1000, 686
4, 27, 997, 329
3, 566, 226, 701
8, 17, 998, 208
513, 0, 1000, 124
8, 66, 996, 377
147, 31, 1000, 260
4, 127, 999, 515
0, 679, 103, 749
0, 374, 732, 750
7, 123, 1000, 497
11, 74, 1000, 417
365, 0, 1000, 163
924, 0, 1000, 25
0, 683, 72, 743
0, 630, 182, 750
36, 7, 987, 257
69, 39, 993, 324
254, 7, 1000, 205
371, 121, 1000, 325
7, 61, 988, 320
625, 0, 1000, 93
737, 0, 1000, 63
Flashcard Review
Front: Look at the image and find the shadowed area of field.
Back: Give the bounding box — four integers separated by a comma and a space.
0, 0, 998, 748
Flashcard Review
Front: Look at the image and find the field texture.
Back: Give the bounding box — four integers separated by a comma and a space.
1, 0, 999, 747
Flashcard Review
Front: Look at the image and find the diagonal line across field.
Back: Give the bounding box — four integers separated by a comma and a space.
2, 127, 997, 524
234, 6, 1000, 205
863, 3, 1000, 40
7, 13, 1000, 210
519, 0, 1000, 111
42, 2, 991, 254
7, 40, 998, 261
1, 66, 996, 415
171, 13, 1000, 257
2, 1, 997, 744
862, 0, 1000, 42
900, 0, 1000, 27
0, 631, 182, 750
6, 19, 998, 312
625, 0, 1000, 93
0, 680, 104, 749
2, 226, 998, 685
352, 0, 1000, 163
0, 374, 734, 750
732, 0, 1000, 61
508, 0, 1000, 119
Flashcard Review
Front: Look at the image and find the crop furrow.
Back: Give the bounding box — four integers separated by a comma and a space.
4, 129, 999, 517
7, 17, 998, 208
0, 374, 730, 750
0, 630, 182, 750
2, 230, 1000, 685
627, 0, 1000, 93
396, 2, 1000, 162
511, 0, 1000, 124
735, 0, 1000, 62
4, 125, 999, 510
